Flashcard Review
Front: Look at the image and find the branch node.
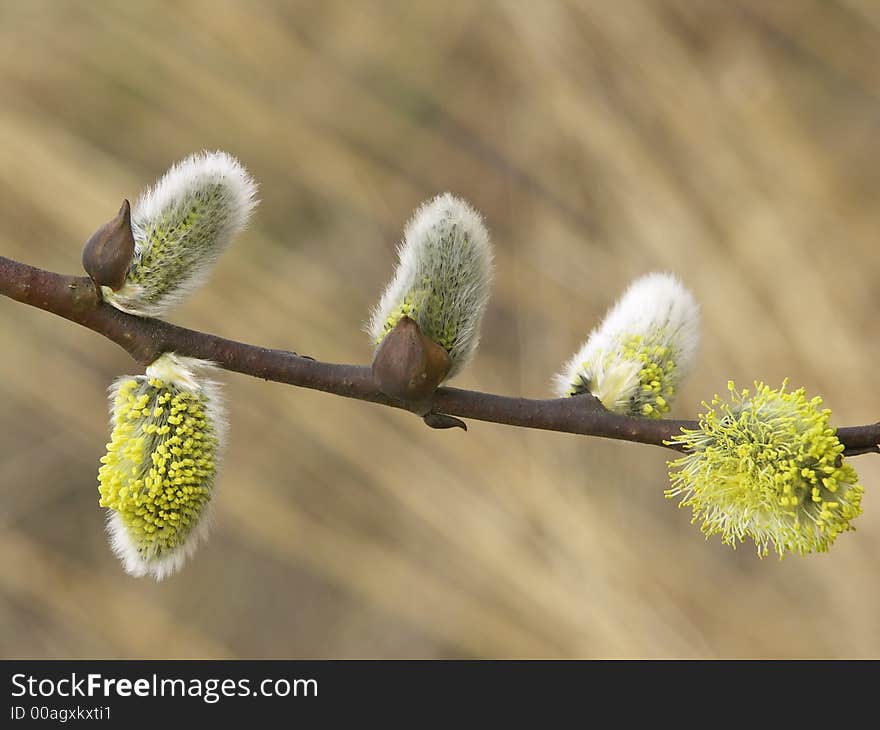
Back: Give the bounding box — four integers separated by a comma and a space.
371, 316, 450, 403
82, 199, 135, 291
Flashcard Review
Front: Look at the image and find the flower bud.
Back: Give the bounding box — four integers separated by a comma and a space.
556, 272, 699, 417
103, 150, 258, 317
98, 353, 225, 579
369, 193, 493, 380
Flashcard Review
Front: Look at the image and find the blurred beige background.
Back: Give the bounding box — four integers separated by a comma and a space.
1, 0, 879, 658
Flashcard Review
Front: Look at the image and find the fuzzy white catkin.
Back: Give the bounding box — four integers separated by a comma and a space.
369, 193, 493, 379
556, 272, 700, 417
104, 151, 258, 317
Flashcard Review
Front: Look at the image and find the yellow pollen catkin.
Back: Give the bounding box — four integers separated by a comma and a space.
666, 380, 863, 557
568, 332, 679, 418
98, 374, 218, 565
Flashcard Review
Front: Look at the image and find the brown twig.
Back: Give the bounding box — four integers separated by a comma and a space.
2, 254, 878, 456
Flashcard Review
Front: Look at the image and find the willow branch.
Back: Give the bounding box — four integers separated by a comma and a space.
2, 254, 878, 456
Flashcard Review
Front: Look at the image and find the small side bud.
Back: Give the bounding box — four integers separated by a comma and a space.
368, 193, 493, 380
555, 272, 700, 418
82, 199, 135, 291
104, 150, 258, 317
423, 412, 467, 430
372, 315, 451, 404
666, 381, 864, 557
98, 353, 226, 580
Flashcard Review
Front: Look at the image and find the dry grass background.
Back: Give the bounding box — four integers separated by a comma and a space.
1, 0, 879, 658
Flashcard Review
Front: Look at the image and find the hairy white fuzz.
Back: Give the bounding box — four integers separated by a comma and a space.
105, 499, 217, 582
556, 273, 700, 418
104, 150, 258, 317
99, 353, 227, 580
369, 193, 493, 378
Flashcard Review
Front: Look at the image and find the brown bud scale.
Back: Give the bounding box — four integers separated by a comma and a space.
371, 316, 451, 406
82, 199, 135, 291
